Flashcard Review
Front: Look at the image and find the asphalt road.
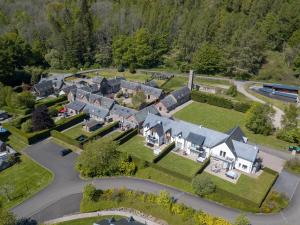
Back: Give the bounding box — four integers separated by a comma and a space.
12, 140, 300, 225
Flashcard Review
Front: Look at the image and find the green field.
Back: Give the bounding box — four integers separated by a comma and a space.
174, 101, 291, 151
200, 171, 277, 205
117, 135, 155, 162
0, 155, 53, 209
157, 152, 202, 177
55, 216, 123, 225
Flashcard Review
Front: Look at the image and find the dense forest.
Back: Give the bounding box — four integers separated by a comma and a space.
1, 0, 300, 85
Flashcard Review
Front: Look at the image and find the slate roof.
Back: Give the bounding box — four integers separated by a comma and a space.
133, 105, 160, 124
74, 89, 115, 109
34, 80, 53, 92
66, 101, 86, 111
160, 95, 177, 110
186, 132, 205, 146
121, 80, 163, 98
145, 80, 158, 88
226, 126, 246, 143
171, 86, 190, 101
107, 78, 123, 87
232, 140, 258, 162
83, 104, 109, 119
264, 83, 299, 91
111, 104, 137, 118
85, 119, 102, 128
61, 85, 77, 95
92, 76, 106, 84
143, 114, 228, 148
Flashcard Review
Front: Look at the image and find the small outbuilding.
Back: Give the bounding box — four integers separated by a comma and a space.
83, 119, 103, 132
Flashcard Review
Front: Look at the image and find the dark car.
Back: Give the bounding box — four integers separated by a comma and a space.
288, 146, 300, 153
60, 149, 72, 156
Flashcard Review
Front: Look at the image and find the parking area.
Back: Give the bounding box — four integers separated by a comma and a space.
273, 170, 300, 200
258, 151, 285, 172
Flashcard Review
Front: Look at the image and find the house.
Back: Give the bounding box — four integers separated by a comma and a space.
110, 104, 137, 122
83, 119, 103, 132
92, 76, 124, 94
142, 114, 260, 174
156, 86, 190, 113
93, 217, 144, 225
124, 105, 160, 129
120, 80, 164, 102
33, 80, 54, 97
0, 140, 16, 171
59, 85, 77, 96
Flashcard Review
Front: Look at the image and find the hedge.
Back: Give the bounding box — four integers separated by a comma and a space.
191, 91, 251, 113
35, 95, 67, 108
259, 167, 279, 207
152, 142, 175, 163
193, 157, 210, 176
51, 130, 83, 149
113, 128, 135, 141
115, 128, 138, 145
4, 113, 88, 145
2, 106, 32, 116
87, 121, 119, 141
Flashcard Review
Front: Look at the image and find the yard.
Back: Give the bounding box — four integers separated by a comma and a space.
63, 123, 96, 139
199, 171, 277, 206
0, 134, 53, 209
174, 101, 291, 151
117, 135, 155, 162
157, 152, 202, 177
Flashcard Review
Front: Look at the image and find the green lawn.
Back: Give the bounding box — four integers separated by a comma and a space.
117, 135, 155, 162
157, 152, 202, 177
0, 155, 53, 209
174, 101, 291, 151
55, 216, 123, 225
161, 76, 187, 92
63, 124, 95, 139
200, 171, 277, 205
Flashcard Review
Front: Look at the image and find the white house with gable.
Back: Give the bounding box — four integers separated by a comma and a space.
142, 114, 260, 174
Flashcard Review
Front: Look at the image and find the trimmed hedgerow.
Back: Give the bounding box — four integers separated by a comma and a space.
152, 142, 175, 163
115, 129, 138, 145
88, 121, 119, 141
51, 130, 83, 149
35, 95, 67, 108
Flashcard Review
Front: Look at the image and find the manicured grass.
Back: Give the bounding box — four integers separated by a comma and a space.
55, 216, 123, 225
157, 152, 202, 177
199, 171, 277, 205
161, 76, 187, 92
117, 135, 155, 162
0, 155, 53, 209
174, 101, 291, 151
63, 124, 95, 139
135, 166, 193, 193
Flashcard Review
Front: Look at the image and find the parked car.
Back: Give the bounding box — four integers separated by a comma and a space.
288, 146, 300, 153
60, 149, 72, 156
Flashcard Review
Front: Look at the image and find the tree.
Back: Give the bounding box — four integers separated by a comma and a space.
21, 119, 33, 133
226, 84, 238, 97
129, 63, 136, 74
16, 92, 35, 109
132, 91, 146, 109
234, 214, 250, 225
245, 103, 274, 135
192, 43, 226, 74
76, 139, 122, 177
0, 86, 14, 107
31, 106, 54, 131
282, 104, 298, 129
192, 175, 216, 197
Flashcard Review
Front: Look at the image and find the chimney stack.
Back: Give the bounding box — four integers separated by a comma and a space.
188, 70, 194, 90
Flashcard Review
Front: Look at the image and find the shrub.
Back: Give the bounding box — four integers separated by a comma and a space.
192, 175, 216, 196
276, 128, 300, 144
35, 95, 67, 108
117, 64, 125, 72
234, 214, 250, 225
226, 84, 238, 97
119, 160, 137, 175
21, 119, 33, 133
129, 63, 136, 73
233, 102, 251, 113
83, 184, 97, 201
156, 190, 173, 209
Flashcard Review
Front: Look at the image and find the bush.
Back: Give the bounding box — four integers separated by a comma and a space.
233, 102, 251, 113
192, 175, 216, 196
234, 214, 250, 225
276, 128, 300, 144
83, 184, 97, 201
226, 85, 238, 97
21, 119, 33, 133
117, 64, 125, 72
55, 113, 87, 131
152, 142, 175, 163
129, 63, 136, 73
191, 91, 233, 109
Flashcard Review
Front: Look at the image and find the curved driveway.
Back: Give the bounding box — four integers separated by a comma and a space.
13, 140, 300, 225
